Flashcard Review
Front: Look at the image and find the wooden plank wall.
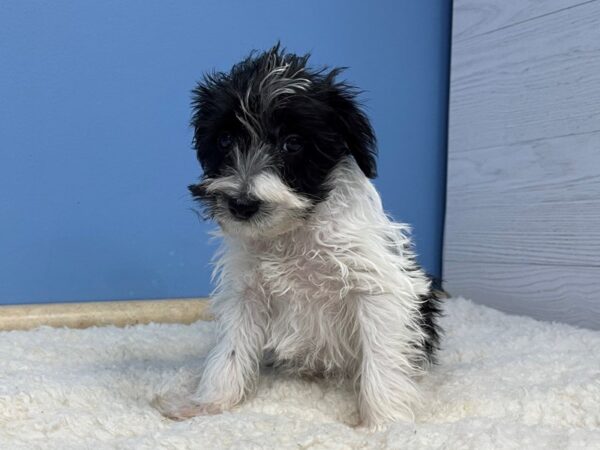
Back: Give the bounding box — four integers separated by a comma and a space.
444, 0, 600, 329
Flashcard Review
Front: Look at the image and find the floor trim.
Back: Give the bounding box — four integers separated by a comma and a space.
0, 298, 211, 331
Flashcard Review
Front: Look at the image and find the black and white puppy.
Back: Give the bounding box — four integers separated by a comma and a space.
155, 45, 442, 427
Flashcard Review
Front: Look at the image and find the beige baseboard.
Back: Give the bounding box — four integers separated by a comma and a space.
0, 298, 211, 331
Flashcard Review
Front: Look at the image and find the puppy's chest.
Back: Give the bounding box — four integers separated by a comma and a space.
254, 241, 349, 306
250, 233, 349, 305
252, 242, 358, 370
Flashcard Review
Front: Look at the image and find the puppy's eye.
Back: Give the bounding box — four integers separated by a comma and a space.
217, 133, 233, 149
282, 136, 303, 153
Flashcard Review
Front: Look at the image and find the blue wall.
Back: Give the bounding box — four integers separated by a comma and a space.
0, 1, 451, 304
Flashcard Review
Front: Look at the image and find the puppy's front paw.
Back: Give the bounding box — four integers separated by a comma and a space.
152, 393, 223, 421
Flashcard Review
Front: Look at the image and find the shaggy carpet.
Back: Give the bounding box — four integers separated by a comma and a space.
1, 297, 599, 449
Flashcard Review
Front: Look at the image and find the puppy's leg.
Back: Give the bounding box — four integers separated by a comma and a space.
155, 294, 266, 420
356, 293, 425, 428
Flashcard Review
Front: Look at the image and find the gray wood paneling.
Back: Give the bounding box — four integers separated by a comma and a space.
444, 262, 600, 330
444, 0, 600, 329
450, 0, 600, 152
446, 132, 600, 267
453, 0, 591, 42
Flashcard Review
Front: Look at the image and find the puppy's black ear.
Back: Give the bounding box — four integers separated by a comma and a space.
326, 70, 377, 178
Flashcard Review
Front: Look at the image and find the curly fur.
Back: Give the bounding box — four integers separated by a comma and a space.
155, 44, 442, 427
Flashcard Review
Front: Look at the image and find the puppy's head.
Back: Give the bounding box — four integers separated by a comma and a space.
189, 44, 377, 238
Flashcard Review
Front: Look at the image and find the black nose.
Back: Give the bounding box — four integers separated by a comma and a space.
227, 198, 261, 220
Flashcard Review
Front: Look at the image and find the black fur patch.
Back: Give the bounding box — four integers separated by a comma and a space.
418, 282, 445, 364
189, 43, 377, 209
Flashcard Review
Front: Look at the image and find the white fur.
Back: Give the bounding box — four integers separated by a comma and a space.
203, 170, 310, 211
237, 60, 311, 139
251, 172, 311, 210
157, 158, 432, 427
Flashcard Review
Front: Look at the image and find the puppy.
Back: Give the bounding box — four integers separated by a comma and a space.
155, 44, 442, 427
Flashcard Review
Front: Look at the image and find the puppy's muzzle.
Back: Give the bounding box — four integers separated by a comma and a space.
227, 197, 262, 220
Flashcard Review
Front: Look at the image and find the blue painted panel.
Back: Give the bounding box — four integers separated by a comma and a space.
0, 0, 451, 304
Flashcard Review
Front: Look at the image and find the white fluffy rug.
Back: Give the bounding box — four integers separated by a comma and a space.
1, 298, 599, 449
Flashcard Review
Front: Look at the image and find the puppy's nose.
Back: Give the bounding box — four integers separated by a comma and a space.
227, 198, 261, 220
